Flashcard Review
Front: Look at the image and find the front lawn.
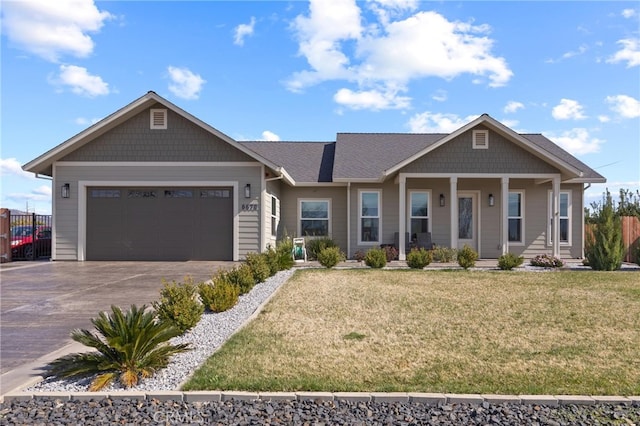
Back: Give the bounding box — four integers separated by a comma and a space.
182, 269, 640, 395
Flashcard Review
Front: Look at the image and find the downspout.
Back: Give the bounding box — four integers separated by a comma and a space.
582, 183, 591, 258
347, 182, 351, 258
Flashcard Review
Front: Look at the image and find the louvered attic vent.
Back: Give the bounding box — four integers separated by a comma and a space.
150, 109, 167, 129
472, 130, 488, 149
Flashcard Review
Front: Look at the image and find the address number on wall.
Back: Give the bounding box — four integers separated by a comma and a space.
242, 204, 258, 211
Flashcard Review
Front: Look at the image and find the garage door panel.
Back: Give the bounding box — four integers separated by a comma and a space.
87, 187, 233, 260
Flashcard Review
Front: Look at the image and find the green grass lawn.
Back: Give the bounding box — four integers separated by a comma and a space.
182, 269, 640, 395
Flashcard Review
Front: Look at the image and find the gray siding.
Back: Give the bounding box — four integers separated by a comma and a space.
402, 127, 560, 174
53, 164, 262, 260
61, 105, 255, 162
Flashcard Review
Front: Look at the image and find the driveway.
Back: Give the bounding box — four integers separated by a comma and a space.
0, 261, 235, 383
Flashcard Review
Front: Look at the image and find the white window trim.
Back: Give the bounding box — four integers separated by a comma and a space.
407, 190, 432, 235
150, 109, 167, 129
358, 189, 382, 245
548, 190, 572, 246
508, 190, 525, 246
473, 129, 489, 149
298, 198, 331, 238
270, 195, 278, 237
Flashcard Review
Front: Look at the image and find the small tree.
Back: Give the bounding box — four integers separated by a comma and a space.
585, 190, 624, 271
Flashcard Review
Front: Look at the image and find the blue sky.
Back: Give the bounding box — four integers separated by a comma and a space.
1, 0, 639, 215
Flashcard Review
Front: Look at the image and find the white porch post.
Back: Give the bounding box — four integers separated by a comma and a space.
552, 177, 560, 258
399, 175, 407, 261
501, 177, 509, 255
450, 177, 458, 249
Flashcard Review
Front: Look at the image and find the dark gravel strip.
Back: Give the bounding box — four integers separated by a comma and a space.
1, 398, 638, 425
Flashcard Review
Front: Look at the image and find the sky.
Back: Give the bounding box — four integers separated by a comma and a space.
1, 0, 639, 215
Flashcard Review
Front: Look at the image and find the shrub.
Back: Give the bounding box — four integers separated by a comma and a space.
585, 190, 624, 271
353, 250, 366, 262
432, 246, 457, 263
364, 247, 387, 268
406, 248, 432, 269
317, 246, 346, 268
152, 277, 204, 333
244, 252, 271, 284
457, 244, 478, 269
198, 277, 239, 313
306, 237, 337, 261
226, 264, 256, 294
276, 237, 295, 271
530, 254, 564, 268
45, 305, 189, 391
497, 253, 524, 270
382, 245, 399, 262
263, 246, 280, 276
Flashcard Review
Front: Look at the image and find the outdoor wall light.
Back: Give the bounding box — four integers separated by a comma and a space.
244, 183, 251, 198
488, 193, 495, 207
61, 183, 70, 199
439, 193, 445, 207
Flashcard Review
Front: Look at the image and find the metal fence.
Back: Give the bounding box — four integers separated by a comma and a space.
9, 213, 53, 261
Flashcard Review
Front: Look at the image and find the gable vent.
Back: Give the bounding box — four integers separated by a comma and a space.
150, 109, 167, 129
473, 130, 488, 149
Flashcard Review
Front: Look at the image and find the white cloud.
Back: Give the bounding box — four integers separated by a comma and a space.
286, 2, 512, 111
1, 0, 113, 62
74, 116, 101, 126
407, 112, 479, 133
431, 90, 447, 102
622, 9, 637, 19
605, 94, 640, 118
334, 87, 410, 110
598, 115, 611, 123
0, 158, 34, 179
260, 131, 281, 141
234, 17, 256, 46
53, 64, 109, 97
552, 99, 587, 120
167, 66, 206, 100
561, 44, 588, 60
607, 38, 640, 68
504, 101, 524, 114
545, 128, 604, 155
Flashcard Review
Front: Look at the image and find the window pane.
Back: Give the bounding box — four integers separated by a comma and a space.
301, 201, 328, 219
458, 197, 473, 239
559, 193, 568, 216
560, 218, 569, 242
271, 197, 277, 215
411, 193, 428, 217
361, 218, 379, 242
508, 193, 521, 217
361, 192, 379, 217
508, 218, 522, 242
411, 218, 429, 235
301, 219, 328, 236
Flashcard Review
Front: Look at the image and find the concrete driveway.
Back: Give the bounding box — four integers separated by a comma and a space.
0, 260, 235, 393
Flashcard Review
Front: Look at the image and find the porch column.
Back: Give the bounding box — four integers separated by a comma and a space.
501, 177, 509, 255
450, 177, 458, 249
552, 176, 560, 258
399, 175, 407, 261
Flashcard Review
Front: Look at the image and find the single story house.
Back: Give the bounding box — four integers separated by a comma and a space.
24, 91, 605, 261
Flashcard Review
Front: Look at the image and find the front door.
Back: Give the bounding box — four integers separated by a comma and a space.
457, 192, 477, 251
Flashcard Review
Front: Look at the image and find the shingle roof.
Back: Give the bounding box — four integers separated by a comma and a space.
240, 141, 335, 183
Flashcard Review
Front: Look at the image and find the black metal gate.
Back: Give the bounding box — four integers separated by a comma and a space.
10, 213, 52, 260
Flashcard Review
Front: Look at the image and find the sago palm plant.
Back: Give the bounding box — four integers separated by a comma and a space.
45, 304, 189, 391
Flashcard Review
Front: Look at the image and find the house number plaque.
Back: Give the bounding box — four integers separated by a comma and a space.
242, 204, 258, 211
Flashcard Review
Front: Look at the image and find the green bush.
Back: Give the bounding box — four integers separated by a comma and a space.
153, 277, 204, 333
226, 264, 256, 294
457, 244, 478, 269
432, 245, 457, 263
406, 248, 432, 269
244, 252, 271, 283
276, 238, 295, 271
46, 305, 189, 391
364, 247, 387, 268
198, 278, 239, 313
585, 190, 624, 271
317, 246, 346, 268
306, 237, 337, 261
497, 253, 524, 270
263, 246, 280, 276
530, 254, 564, 268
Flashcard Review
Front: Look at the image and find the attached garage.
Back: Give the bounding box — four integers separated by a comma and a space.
86, 187, 233, 261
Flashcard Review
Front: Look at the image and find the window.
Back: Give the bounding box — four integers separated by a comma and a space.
473, 129, 489, 149
150, 109, 167, 129
359, 190, 381, 243
299, 200, 330, 236
508, 191, 524, 244
549, 191, 571, 245
271, 196, 278, 237
409, 191, 430, 239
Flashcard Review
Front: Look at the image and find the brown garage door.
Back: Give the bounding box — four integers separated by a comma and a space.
86, 187, 233, 260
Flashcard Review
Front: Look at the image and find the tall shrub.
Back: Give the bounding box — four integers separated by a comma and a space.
153, 277, 204, 333
306, 237, 337, 261
586, 190, 624, 271
457, 244, 478, 269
